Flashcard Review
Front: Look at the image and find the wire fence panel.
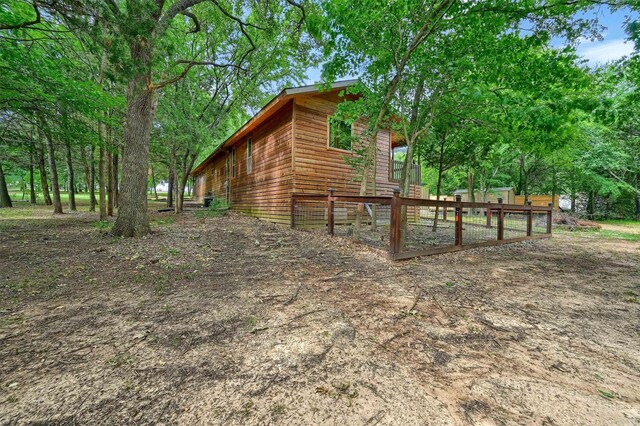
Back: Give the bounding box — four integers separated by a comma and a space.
532, 211, 550, 235
503, 210, 529, 240
403, 205, 456, 251
331, 202, 391, 250
461, 207, 498, 245
291, 193, 553, 260
292, 199, 327, 231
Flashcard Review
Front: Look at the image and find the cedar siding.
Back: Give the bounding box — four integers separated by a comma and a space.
292, 91, 421, 198
193, 84, 421, 223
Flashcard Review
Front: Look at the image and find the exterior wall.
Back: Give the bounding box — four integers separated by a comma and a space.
193, 91, 423, 224
193, 101, 294, 223
456, 189, 515, 204
514, 194, 559, 210
292, 91, 421, 197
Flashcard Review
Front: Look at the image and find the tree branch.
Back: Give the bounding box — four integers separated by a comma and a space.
180, 11, 201, 34
150, 61, 247, 90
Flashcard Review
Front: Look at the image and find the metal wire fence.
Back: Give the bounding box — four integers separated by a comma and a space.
461, 207, 498, 245
291, 192, 553, 260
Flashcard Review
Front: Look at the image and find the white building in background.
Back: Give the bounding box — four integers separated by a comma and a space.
154, 181, 169, 193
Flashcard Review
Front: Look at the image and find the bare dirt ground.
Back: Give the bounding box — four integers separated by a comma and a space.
1, 206, 639, 425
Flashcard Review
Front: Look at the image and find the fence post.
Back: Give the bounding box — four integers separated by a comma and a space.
455, 195, 463, 246
547, 202, 553, 234
442, 196, 447, 222
526, 200, 533, 236
486, 201, 492, 227
290, 195, 296, 229
390, 188, 401, 258
327, 188, 335, 236
497, 197, 504, 241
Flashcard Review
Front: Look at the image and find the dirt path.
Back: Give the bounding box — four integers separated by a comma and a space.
1, 210, 639, 425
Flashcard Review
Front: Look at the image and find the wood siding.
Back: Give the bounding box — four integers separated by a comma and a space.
194, 102, 294, 223
194, 91, 421, 224
292, 91, 421, 197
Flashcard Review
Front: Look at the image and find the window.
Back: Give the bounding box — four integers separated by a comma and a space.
231, 148, 236, 177
246, 137, 253, 174
328, 116, 353, 151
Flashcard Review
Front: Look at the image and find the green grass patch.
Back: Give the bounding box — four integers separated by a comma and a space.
558, 228, 640, 242
592, 230, 640, 242
151, 216, 174, 226
92, 220, 112, 230
596, 219, 640, 227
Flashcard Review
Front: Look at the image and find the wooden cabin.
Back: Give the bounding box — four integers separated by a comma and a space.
453, 187, 516, 204
191, 80, 422, 224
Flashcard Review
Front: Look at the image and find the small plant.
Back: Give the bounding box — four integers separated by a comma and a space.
165, 247, 180, 256
240, 401, 254, 418
154, 275, 169, 294
399, 309, 421, 318
93, 220, 112, 230
316, 382, 359, 406
270, 404, 286, 419
152, 217, 174, 226
598, 389, 615, 400
107, 352, 137, 367
194, 197, 229, 219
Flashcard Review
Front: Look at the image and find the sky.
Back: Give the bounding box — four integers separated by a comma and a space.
303, 6, 638, 84
575, 6, 637, 65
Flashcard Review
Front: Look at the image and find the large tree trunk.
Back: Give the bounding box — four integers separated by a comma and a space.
29, 151, 36, 204
551, 165, 557, 211
113, 146, 119, 208
636, 172, 640, 221
467, 169, 475, 215
0, 162, 12, 208
151, 164, 159, 200
99, 145, 108, 220
519, 155, 529, 203
175, 152, 197, 214
65, 141, 77, 211
42, 124, 63, 214
89, 145, 97, 211
111, 60, 156, 237
432, 137, 445, 232
107, 147, 114, 216
399, 138, 417, 247
37, 140, 52, 206
167, 146, 176, 208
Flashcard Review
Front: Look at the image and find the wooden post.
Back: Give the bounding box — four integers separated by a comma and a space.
486, 201, 492, 227
442, 196, 447, 222
526, 200, 533, 236
390, 188, 401, 258
497, 197, 504, 241
327, 188, 335, 236
290, 195, 296, 229
547, 202, 553, 234
455, 195, 463, 246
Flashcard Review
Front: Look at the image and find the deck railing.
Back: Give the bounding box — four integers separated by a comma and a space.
291, 190, 552, 260
390, 160, 421, 185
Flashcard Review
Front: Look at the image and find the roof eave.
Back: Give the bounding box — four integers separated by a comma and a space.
191, 79, 359, 176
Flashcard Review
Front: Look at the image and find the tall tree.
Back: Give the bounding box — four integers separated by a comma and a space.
0, 161, 12, 208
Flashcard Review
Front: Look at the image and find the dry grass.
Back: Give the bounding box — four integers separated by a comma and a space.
1, 203, 639, 425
